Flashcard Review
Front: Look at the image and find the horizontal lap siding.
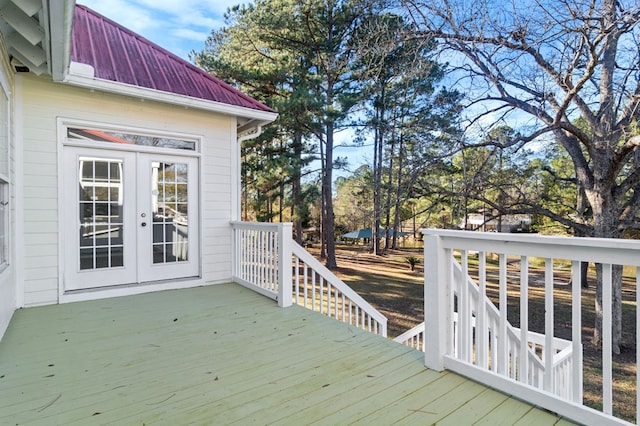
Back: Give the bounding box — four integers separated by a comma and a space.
19, 74, 235, 306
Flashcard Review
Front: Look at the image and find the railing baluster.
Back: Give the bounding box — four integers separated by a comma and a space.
253, 230, 258, 284
477, 251, 488, 369
460, 250, 470, 363
294, 257, 299, 303
602, 263, 613, 415
271, 230, 275, 288
326, 280, 331, 316
498, 253, 507, 376
319, 277, 324, 314
519, 256, 529, 384
571, 260, 582, 403
447, 248, 455, 356
304, 263, 309, 308
312, 271, 316, 311
544, 258, 554, 393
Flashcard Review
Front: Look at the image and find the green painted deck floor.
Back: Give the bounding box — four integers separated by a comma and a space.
0, 283, 572, 425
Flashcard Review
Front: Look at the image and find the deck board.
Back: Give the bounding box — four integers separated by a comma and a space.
0, 283, 573, 424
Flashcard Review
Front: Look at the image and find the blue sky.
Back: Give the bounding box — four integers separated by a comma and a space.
79, 0, 239, 60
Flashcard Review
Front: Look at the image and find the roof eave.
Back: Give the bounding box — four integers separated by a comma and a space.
63, 64, 278, 125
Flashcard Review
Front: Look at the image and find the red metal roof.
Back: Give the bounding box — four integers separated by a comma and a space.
71, 4, 273, 113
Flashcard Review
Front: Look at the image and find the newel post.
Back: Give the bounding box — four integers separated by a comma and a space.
277, 223, 293, 308
230, 223, 239, 280
424, 232, 448, 371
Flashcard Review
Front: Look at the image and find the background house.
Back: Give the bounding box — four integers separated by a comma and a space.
0, 1, 276, 341
461, 213, 532, 233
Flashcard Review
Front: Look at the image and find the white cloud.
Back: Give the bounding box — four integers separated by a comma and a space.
80, 1, 157, 33
172, 28, 211, 43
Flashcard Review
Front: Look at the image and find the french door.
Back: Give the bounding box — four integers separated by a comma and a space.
63, 147, 199, 291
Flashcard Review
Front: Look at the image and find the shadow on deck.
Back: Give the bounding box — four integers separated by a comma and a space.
0, 283, 572, 424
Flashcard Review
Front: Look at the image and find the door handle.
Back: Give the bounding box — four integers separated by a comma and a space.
141, 222, 147, 227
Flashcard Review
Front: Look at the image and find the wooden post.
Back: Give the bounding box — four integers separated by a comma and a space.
278, 223, 293, 308
424, 233, 448, 371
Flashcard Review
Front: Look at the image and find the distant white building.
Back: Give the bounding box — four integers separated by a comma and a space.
461, 213, 532, 233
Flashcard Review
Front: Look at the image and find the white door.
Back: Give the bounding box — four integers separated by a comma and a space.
63, 147, 199, 291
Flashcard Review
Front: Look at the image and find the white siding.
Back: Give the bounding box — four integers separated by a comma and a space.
19, 74, 237, 306
0, 35, 15, 340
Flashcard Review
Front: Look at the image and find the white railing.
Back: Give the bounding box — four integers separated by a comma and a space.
230, 222, 387, 337
394, 315, 574, 400
424, 229, 640, 426
230, 221, 292, 307
291, 241, 387, 337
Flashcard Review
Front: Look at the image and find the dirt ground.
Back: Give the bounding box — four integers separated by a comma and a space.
307, 243, 637, 422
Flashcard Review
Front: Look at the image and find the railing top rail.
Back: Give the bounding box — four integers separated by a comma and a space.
423, 229, 640, 266
231, 221, 290, 232
393, 322, 425, 343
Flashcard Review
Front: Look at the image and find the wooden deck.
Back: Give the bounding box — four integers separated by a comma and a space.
0, 283, 573, 424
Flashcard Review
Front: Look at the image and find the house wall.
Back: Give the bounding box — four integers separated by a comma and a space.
18, 73, 237, 307
0, 36, 15, 340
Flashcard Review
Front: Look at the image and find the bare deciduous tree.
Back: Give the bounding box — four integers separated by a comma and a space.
402, 0, 640, 353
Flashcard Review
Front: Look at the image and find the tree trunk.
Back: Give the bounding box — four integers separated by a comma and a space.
575, 186, 589, 288
292, 131, 303, 244
384, 126, 396, 250
590, 190, 622, 354
319, 134, 326, 259
372, 89, 384, 255
391, 133, 404, 249
323, 120, 337, 269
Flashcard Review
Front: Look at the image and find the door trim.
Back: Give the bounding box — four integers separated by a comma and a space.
58, 119, 203, 301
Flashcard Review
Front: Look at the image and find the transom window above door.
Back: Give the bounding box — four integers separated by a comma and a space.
67, 127, 197, 151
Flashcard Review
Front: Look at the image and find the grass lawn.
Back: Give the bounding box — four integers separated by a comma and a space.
308, 243, 637, 423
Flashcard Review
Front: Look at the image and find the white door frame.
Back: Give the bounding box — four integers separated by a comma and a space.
59, 123, 202, 297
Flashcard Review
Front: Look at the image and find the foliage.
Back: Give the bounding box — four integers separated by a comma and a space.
334, 165, 374, 232
404, 255, 420, 271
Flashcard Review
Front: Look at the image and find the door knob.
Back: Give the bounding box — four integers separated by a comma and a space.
141, 222, 147, 227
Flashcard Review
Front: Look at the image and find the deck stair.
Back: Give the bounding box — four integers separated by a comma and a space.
394, 258, 577, 401
231, 222, 387, 337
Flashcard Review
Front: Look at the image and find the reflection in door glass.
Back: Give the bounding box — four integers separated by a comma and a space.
151, 162, 188, 264
78, 157, 124, 270
67, 127, 196, 150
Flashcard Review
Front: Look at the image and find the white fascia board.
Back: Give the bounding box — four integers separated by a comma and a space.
63, 64, 278, 124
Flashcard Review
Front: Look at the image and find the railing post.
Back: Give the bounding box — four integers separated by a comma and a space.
230, 223, 239, 282
424, 232, 448, 371
277, 223, 293, 308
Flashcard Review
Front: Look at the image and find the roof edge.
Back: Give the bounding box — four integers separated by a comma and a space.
74, 4, 274, 114
63, 65, 278, 123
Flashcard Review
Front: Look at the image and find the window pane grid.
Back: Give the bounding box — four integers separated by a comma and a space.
78, 158, 124, 270
152, 162, 188, 264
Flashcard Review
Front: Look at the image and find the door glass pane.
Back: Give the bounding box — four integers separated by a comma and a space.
78, 157, 124, 270
151, 161, 188, 264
